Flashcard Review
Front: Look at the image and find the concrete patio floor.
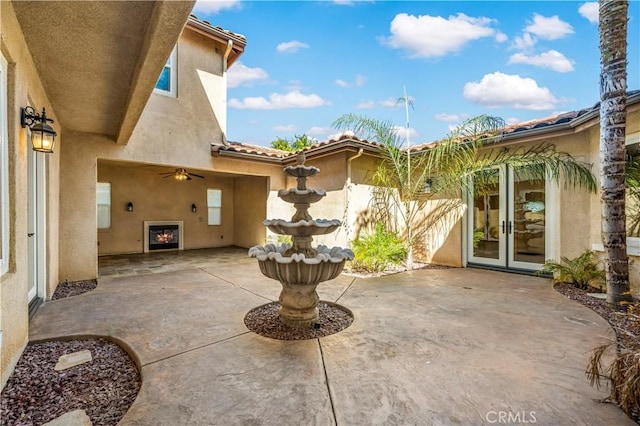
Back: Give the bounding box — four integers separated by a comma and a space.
29, 248, 633, 425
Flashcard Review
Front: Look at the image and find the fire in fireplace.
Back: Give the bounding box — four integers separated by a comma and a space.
148, 224, 179, 250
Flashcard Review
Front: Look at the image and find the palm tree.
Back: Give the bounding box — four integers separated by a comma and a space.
334, 114, 597, 267
599, 0, 631, 308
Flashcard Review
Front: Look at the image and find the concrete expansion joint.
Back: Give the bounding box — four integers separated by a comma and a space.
318, 340, 338, 426
141, 331, 252, 368
199, 267, 273, 301
334, 276, 357, 304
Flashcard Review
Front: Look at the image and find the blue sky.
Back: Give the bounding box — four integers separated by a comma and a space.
193, 0, 640, 147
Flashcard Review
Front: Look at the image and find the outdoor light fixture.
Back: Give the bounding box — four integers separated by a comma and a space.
21, 106, 57, 153
191, 203, 197, 213
127, 202, 134, 212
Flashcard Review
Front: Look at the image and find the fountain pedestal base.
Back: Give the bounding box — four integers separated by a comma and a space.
278, 282, 320, 327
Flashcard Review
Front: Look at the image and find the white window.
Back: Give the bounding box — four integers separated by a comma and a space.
0, 53, 9, 275
97, 182, 111, 229
154, 47, 177, 97
207, 189, 222, 226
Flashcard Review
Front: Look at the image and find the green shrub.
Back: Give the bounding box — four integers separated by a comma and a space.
351, 223, 407, 273
538, 249, 605, 290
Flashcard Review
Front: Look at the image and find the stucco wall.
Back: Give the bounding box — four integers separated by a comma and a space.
233, 176, 269, 248
1, 1, 60, 388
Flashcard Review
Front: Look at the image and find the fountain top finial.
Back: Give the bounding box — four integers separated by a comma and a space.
296, 151, 306, 166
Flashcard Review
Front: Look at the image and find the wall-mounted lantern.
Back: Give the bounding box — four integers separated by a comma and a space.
127, 202, 134, 212
21, 106, 57, 153
191, 203, 197, 213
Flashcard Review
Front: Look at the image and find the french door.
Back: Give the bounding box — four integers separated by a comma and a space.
467, 166, 549, 271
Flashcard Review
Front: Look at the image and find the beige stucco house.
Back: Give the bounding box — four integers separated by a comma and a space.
2, 0, 639, 391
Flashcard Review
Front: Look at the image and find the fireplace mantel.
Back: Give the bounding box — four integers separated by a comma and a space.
144, 221, 184, 253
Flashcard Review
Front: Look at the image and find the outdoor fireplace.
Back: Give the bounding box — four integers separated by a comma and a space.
143, 221, 184, 253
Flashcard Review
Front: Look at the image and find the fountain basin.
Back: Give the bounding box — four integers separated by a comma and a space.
249, 244, 354, 327
264, 219, 341, 237
284, 165, 318, 178
249, 243, 354, 284
278, 188, 326, 204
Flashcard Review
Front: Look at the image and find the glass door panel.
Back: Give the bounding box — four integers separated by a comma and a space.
468, 168, 506, 267
509, 169, 546, 270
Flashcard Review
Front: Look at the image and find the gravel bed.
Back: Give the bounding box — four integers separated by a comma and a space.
0, 339, 140, 426
244, 301, 353, 340
51, 280, 97, 300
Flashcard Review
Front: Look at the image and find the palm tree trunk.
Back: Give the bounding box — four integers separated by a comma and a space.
599, 0, 631, 308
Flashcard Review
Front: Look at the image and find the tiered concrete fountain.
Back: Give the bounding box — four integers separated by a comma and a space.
249, 152, 354, 328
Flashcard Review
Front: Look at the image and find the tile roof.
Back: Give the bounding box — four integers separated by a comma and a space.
213, 91, 640, 162
186, 14, 247, 46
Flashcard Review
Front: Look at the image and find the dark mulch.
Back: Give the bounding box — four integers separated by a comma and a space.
244, 301, 353, 340
554, 283, 640, 352
0, 338, 140, 426
51, 280, 97, 300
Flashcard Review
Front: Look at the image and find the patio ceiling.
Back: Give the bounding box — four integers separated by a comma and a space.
12, 0, 195, 144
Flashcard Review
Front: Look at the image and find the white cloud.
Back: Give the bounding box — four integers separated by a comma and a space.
227, 62, 268, 88
193, 0, 241, 14
392, 126, 419, 140
355, 74, 367, 86
380, 97, 400, 107
229, 90, 330, 110
286, 80, 304, 91
506, 117, 521, 125
335, 74, 367, 88
495, 32, 508, 43
273, 124, 297, 132
381, 13, 497, 58
508, 50, 574, 72
306, 126, 336, 136
511, 33, 536, 51
579, 2, 599, 24
356, 100, 376, 109
525, 14, 574, 40
463, 72, 561, 110
276, 40, 310, 53
435, 112, 470, 122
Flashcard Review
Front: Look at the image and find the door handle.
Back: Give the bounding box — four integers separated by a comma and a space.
508, 221, 513, 234
501, 221, 505, 234
28, 233, 34, 237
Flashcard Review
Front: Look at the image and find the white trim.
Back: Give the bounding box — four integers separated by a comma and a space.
0, 53, 8, 276
143, 221, 184, 253
154, 46, 177, 97
592, 240, 640, 256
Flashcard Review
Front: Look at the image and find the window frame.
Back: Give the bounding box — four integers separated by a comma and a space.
154, 46, 177, 97
0, 53, 8, 275
626, 132, 640, 255
207, 188, 222, 226
97, 182, 112, 230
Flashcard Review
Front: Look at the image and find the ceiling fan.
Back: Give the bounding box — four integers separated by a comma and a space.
159, 168, 205, 181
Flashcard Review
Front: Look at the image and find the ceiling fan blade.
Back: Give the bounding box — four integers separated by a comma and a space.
186, 176, 192, 181
162, 175, 173, 178
191, 173, 205, 178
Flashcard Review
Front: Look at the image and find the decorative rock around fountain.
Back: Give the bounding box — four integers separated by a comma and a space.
249, 152, 354, 328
